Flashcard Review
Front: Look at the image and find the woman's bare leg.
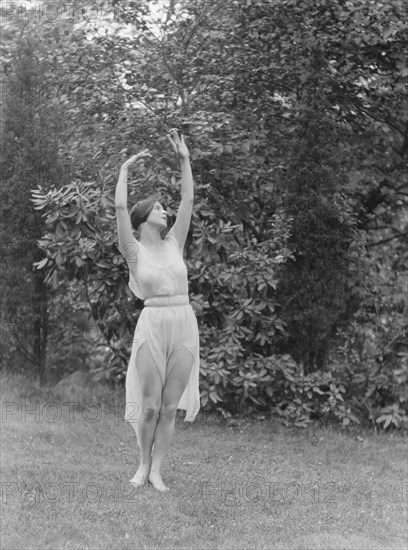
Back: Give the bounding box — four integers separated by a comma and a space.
149, 346, 194, 491
130, 343, 162, 486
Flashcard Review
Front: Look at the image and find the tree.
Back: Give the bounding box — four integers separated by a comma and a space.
0, 36, 65, 381
277, 47, 357, 372
2, 0, 406, 424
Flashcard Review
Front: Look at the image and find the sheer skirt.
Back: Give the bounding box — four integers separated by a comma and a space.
124, 295, 200, 442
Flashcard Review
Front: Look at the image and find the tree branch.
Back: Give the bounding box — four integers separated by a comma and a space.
366, 231, 408, 248
349, 101, 403, 135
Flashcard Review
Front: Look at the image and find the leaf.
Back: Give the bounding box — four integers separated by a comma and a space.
34, 258, 48, 269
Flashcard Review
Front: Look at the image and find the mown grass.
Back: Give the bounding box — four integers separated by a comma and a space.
1, 371, 407, 550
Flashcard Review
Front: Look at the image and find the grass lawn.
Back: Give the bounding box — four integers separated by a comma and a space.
1, 371, 407, 550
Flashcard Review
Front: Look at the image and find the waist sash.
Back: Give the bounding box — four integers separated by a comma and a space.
144, 295, 190, 308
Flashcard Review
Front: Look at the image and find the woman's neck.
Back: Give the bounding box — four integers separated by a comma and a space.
140, 226, 164, 248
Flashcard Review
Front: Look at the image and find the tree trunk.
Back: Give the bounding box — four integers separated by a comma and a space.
32, 246, 48, 384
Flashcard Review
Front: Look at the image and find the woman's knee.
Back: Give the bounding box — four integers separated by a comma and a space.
159, 402, 178, 420
142, 400, 161, 420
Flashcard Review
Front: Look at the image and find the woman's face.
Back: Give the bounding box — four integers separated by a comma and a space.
146, 201, 168, 229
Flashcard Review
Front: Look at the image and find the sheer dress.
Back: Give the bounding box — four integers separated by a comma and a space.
124, 233, 200, 440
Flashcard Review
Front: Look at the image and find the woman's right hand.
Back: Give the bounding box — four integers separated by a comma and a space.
121, 149, 151, 170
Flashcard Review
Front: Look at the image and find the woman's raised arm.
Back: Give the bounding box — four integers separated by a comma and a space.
115, 150, 151, 265
166, 130, 194, 251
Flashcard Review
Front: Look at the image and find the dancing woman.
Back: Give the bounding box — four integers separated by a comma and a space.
115, 131, 200, 492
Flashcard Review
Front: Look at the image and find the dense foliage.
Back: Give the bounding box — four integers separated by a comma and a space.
0, 38, 65, 381
1, 0, 407, 430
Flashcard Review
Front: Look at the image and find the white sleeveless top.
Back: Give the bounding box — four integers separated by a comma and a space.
128, 233, 188, 300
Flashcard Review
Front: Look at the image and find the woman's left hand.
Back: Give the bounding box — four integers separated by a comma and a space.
167, 129, 189, 161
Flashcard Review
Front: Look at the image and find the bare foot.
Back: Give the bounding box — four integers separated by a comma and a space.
129, 463, 150, 486
148, 470, 169, 492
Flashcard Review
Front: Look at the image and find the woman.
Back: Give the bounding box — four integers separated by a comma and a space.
115, 130, 200, 492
